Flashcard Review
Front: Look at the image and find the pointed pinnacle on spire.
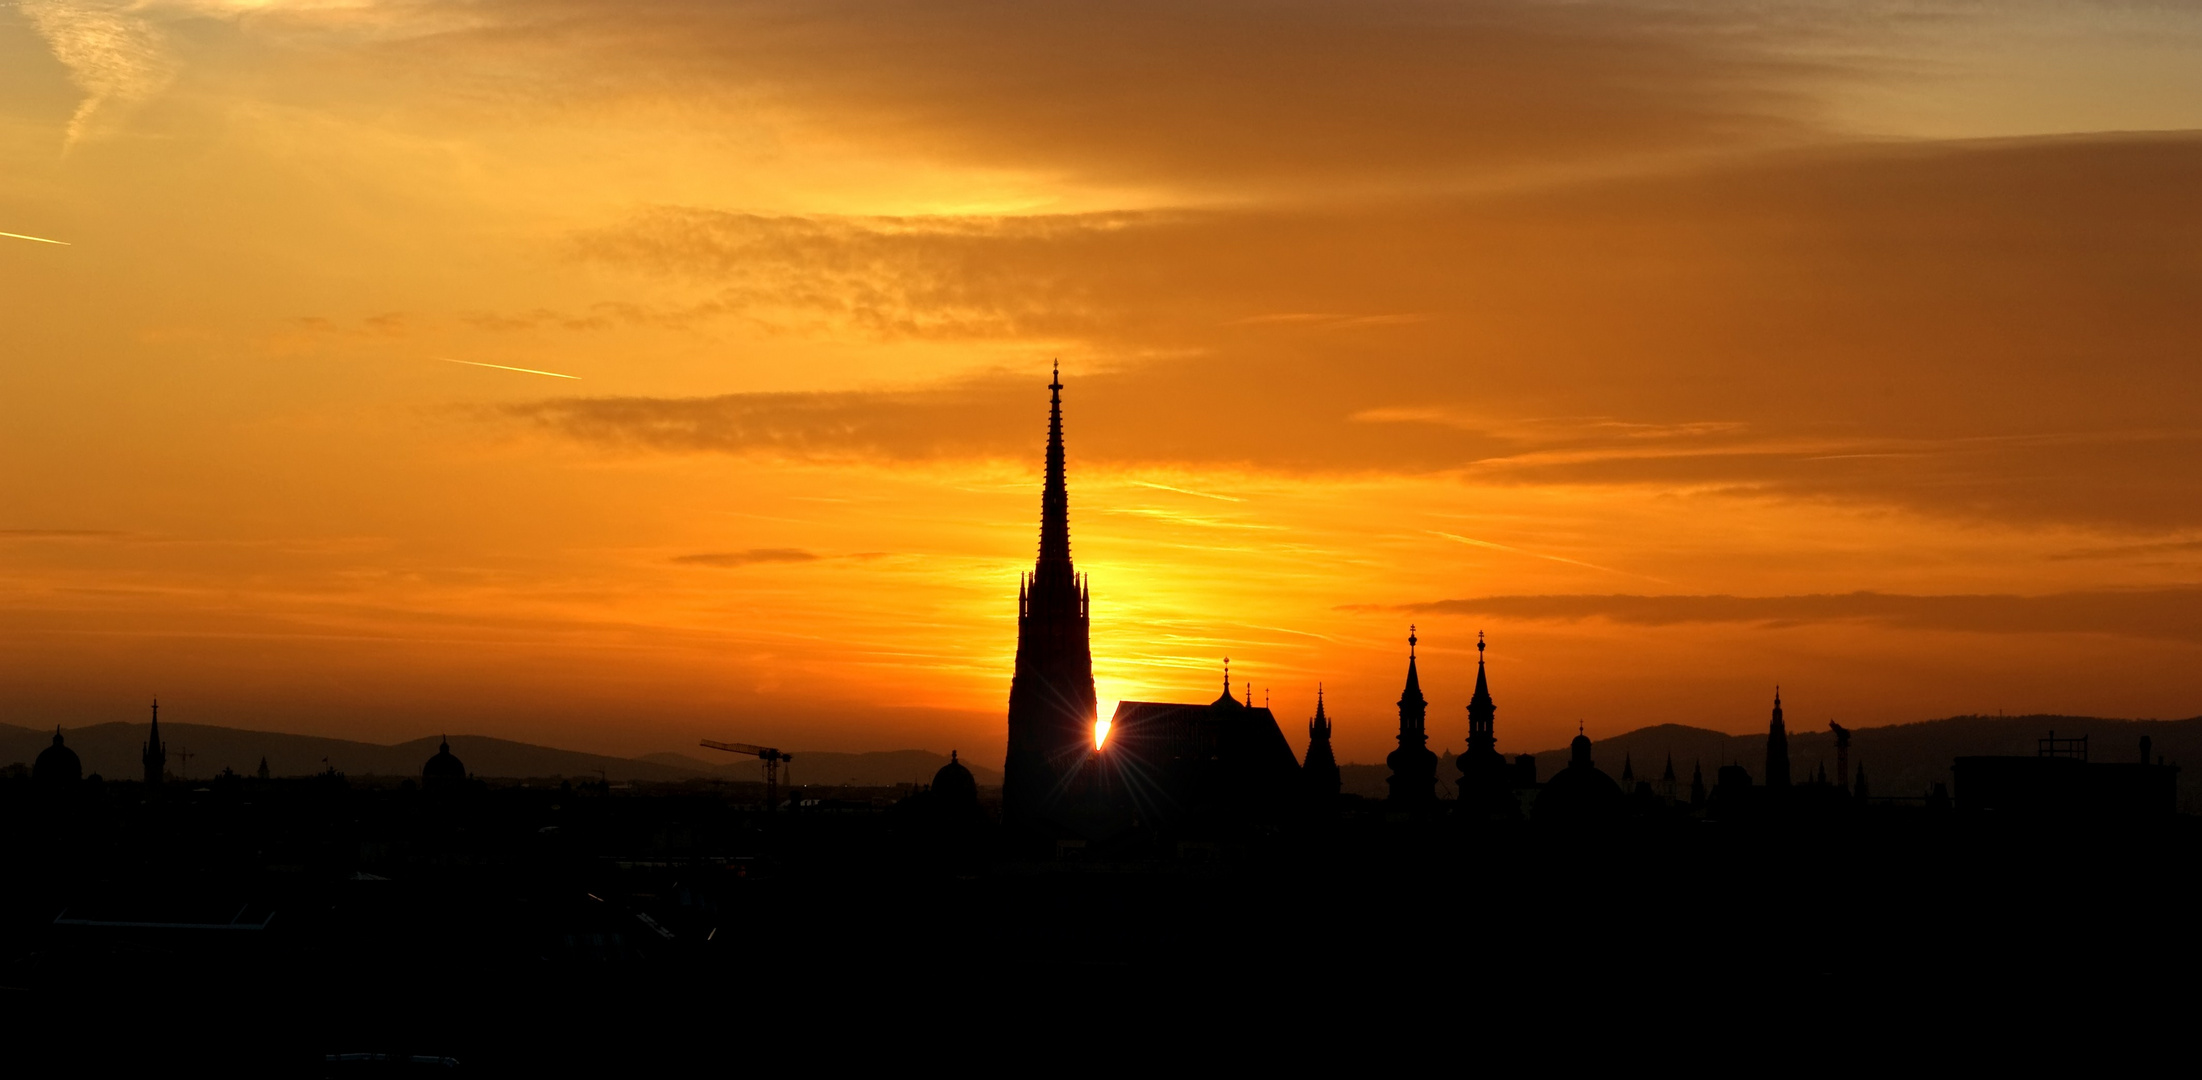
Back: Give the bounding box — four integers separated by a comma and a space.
1315, 684, 1327, 720
1222, 656, 1231, 694
1036, 361, 1072, 574
1408, 624, 1417, 657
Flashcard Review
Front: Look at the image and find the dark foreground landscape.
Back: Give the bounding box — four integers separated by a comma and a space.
6, 762, 2197, 1072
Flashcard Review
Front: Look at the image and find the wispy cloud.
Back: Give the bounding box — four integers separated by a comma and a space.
0, 529, 127, 540
671, 548, 822, 568
1382, 589, 2202, 644
21, 0, 178, 148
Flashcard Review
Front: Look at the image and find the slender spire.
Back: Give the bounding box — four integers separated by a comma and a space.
1037, 360, 1071, 573
1400, 626, 1423, 704
143, 698, 167, 786
1469, 630, 1493, 709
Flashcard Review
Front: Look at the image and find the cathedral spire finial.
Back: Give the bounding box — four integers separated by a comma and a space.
1036, 361, 1071, 572
1408, 624, 1417, 657
1223, 656, 1230, 694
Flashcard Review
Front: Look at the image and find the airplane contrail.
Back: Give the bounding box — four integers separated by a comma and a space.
435, 357, 579, 380
1431, 530, 1665, 582
1, 231, 70, 246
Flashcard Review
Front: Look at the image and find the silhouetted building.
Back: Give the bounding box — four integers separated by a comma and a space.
1532, 726, 1623, 824
1092, 675, 1303, 835
423, 737, 467, 791
1953, 732, 2178, 817
1658, 753, 1678, 803
1853, 764, 1869, 801
1764, 689, 1789, 789
1303, 686, 1341, 804
1455, 632, 1512, 818
932, 751, 978, 812
1689, 759, 1706, 807
143, 700, 166, 786
33, 728, 81, 786
1003, 364, 1098, 836
1385, 628, 1437, 809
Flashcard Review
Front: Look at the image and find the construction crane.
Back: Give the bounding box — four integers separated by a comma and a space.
700, 740, 792, 811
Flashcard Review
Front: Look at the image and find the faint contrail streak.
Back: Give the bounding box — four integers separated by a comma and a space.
2, 231, 70, 245
1431, 531, 1665, 582
435, 357, 579, 380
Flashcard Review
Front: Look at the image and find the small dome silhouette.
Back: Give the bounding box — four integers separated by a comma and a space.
422, 737, 466, 790
33, 728, 81, 786
932, 750, 977, 809
1534, 728, 1624, 824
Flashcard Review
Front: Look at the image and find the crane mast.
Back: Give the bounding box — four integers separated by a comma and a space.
700, 740, 792, 811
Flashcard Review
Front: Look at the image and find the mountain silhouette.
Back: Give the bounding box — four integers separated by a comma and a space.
0, 722, 998, 787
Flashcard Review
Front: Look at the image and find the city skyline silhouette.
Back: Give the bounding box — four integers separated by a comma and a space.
8, 2, 2202, 1065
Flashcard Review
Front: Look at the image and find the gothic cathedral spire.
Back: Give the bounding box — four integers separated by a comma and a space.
1304, 685, 1341, 804
143, 699, 166, 786
1003, 363, 1098, 835
1765, 687, 1791, 788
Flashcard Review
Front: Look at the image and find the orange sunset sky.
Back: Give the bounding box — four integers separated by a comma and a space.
6, 1, 2202, 765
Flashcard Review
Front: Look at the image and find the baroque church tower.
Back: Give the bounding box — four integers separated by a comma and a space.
1002, 364, 1098, 834
1456, 632, 1511, 817
1385, 627, 1437, 807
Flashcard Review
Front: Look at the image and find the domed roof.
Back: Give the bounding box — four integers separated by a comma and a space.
932, 750, 978, 808
1535, 727, 1624, 824
422, 737, 466, 786
33, 728, 80, 785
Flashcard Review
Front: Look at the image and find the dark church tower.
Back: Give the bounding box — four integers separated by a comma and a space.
1385, 627, 1437, 807
142, 699, 166, 786
1456, 632, 1509, 816
1765, 687, 1790, 788
1304, 686, 1341, 802
1463, 634, 1498, 761
1003, 364, 1097, 834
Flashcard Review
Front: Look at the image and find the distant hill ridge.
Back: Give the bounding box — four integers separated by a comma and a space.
9, 714, 2190, 802
0, 722, 1001, 787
